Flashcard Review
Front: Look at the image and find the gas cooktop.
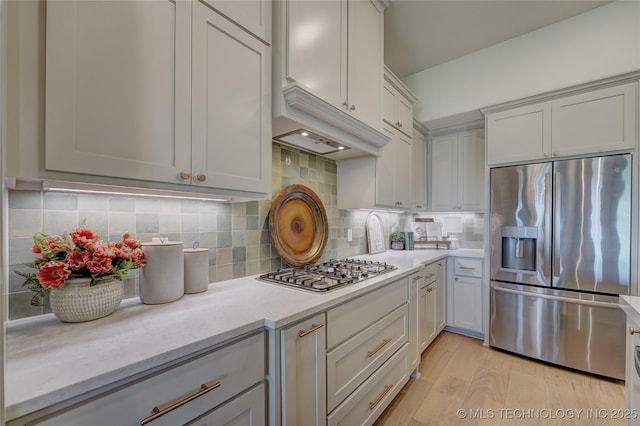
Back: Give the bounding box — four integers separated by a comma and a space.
258, 259, 396, 293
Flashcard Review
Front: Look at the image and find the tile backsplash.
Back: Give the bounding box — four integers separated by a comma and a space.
7, 143, 414, 320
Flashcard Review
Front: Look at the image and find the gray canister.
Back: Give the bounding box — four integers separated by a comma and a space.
184, 247, 210, 294
140, 241, 184, 304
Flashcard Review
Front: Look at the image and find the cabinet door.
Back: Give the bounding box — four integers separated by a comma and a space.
395, 132, 413, 208
188, 384, 265, 426
396, 96, 413, 137
347, 0, 383, 130
192, 1, 271, 194
419, 282, 437, 352
382, 82, 397, 125
281, 314, 326, 426
486, 102, 551, 165
551, 82, 637, 157
452, 275, 482, 333
376, 126, 397, 207
408, 272, 422, 372
412, 129, 428, 210
458, 130, 485, 211
45, 0, 192, 183
436, 261, 447, 332
430, 134, 458, 211
286, 0, 346, 110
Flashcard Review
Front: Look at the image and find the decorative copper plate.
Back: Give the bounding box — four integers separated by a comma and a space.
269, 184, 328, 267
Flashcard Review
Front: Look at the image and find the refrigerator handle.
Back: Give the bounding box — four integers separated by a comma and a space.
553, 172, 561, 278
543, 173, 552, 279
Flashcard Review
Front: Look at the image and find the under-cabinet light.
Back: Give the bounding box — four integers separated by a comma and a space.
18, 180, 233, 202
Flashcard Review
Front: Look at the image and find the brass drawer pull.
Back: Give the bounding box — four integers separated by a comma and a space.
413, 275, 423, 281
426, 273, 435, 278
369, 384, 393, 410
427, 287, 433, 293
299, 323, 324, 338
367, 338, 392, 357
630, 327, 640, 335
459, 266, 476, 270
140, 380, 221, 425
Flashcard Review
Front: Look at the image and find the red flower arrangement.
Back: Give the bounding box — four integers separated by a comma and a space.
17, 224, 145, 306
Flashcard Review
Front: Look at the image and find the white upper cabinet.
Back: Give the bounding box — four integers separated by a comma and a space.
430, 129, 484, 212
286, 0, 383, 130
412, 125, 428, 210
486, 81, 637, 165
486, 102, 550, 165
45, 0, 192, 184
192, 1, 271, 194
337, 123, 413, 210
346, 0, 384, 130
551, 82, 637, 157
43, 0, 271, 198
383, 66, 416, 138
286, 1, 346, 110
274, 0, 387, 154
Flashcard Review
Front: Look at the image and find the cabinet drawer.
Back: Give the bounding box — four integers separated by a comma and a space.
26, 332, 266, 426
422, 262, 439, 283
327, 304, 408, 411
187, 383, 265, 426
454, 258, 482, 277
327, 344, 409, 426
327, 279, 408, 349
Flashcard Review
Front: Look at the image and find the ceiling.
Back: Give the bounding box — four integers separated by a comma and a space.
384, 0, 612, 78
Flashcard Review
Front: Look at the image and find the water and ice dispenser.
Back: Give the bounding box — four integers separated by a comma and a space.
501, 226, 537, 272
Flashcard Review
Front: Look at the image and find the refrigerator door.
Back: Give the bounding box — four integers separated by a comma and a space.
490, 281, 625, 380
553, 154, 631, 295
490, 162, 552, 287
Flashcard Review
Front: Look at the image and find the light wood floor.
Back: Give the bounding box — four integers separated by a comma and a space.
374, 331, 625, 426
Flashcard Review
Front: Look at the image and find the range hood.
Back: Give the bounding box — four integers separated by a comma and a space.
273, 129, 350, 155
272, 82, 391, 160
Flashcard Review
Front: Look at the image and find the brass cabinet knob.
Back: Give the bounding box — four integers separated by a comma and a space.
395, 121, 402, 128
342, 100, 349, 108
543, 152, 550, 158
349, 104, 356, 111
630, 327, 640, 335
553, 151, 559, 156
180, 170, 191, 180
398, 122, 403, 128
196, 173, 207, 182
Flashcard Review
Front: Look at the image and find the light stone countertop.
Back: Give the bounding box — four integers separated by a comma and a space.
5, 248, 484, 421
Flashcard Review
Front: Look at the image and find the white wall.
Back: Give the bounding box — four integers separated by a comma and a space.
404, 1, 640, 127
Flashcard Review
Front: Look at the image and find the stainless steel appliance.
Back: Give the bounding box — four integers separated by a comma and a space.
258, 259, 396, 293
490, 154, 631, 380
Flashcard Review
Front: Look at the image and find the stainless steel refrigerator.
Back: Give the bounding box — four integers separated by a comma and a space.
489, 154, 631, 380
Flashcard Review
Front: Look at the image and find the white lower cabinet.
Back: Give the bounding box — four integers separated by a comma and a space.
448, 257, 484, 336
281, 313, 326, 426
327, 305, 408, 411
436, 260, 447, 332
410, 259, 446, 376
327, 345, 409, 426
418, 280, 437, 353
326, 278, 410, 425
10, 332, 266, 426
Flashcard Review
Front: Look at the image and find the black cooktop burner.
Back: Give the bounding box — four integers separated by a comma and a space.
258, 259, 397, 293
